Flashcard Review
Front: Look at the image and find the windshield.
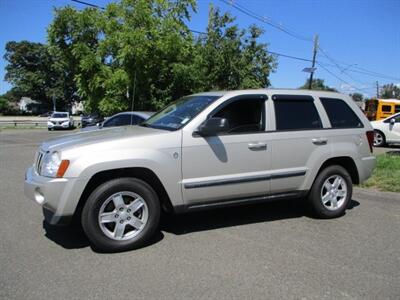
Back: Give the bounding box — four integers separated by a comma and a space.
141, 95, 221, 130
51, 113, 68, 118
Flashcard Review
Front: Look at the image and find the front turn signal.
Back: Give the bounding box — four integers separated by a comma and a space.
56, 160, 70, 178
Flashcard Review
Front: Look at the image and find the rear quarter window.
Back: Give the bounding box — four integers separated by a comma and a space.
320, 98, 363, 128
273, 95, 322, 130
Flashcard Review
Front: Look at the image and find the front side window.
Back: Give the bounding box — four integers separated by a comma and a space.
141, 95, 220, 131
384, 113, 400, 123
211, 98, 265, 134
273, 96, 322, 130
320, 98, 363, 128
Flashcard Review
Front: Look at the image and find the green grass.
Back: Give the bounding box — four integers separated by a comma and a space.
360, 153, 400, 193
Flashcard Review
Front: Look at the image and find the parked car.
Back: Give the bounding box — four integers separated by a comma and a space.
81, 111, 154, 132
47, 112, 74, 130
81, 113, 103, 128
371, 112, 400, 147
25, 90, 376, 252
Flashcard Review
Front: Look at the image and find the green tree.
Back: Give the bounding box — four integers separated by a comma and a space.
0, 89, 19, 115
299, 78, 337, 91
193, 5, 276, 91
47, 1, 277, 115
380, 83, 400, 99
350, 92, 364, 102
48, 0, 197, 114
3, 41, 77, 110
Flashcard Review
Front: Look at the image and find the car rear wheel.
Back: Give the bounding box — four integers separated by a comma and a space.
81, 177, 160, 252
373, 130, 386, 147
307, 165, 352, 218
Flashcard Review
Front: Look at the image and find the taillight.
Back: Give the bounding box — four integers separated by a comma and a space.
366, 130, 374, 153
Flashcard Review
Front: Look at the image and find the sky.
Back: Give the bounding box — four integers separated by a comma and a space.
0, 0, 399, 98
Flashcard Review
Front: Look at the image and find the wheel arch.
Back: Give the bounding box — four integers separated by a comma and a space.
317, 156, 360, 184
74, 167, 174, 221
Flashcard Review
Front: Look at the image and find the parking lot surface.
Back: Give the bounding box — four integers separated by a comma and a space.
1, 129, 399, 299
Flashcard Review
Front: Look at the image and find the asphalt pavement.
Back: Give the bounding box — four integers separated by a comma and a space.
0, 129, 399, 299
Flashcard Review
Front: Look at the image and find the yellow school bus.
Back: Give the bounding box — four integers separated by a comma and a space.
365, 98, 400, 121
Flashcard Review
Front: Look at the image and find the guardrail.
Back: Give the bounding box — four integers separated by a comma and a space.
0, 120, 47, 127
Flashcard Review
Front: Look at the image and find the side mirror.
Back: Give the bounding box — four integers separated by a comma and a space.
196, 117, 229, 137
390, 118, 395, 125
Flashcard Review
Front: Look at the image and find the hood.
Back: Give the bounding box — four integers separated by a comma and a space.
41, 125, 167, 152
49, 117, 70, 122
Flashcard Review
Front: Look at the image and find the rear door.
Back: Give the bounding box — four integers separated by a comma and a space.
267, 94, 330, 194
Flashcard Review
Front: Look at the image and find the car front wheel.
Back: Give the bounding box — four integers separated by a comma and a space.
307, 165, 352, 218
81, 177, 160, 252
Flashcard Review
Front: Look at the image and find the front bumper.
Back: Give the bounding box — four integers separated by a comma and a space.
24, 167, 83, 225
48, 122, 71, 129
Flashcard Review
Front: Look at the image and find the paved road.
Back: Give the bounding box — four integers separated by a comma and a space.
1, 129, 399, 299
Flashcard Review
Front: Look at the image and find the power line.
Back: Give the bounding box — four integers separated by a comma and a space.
220, 0, 400, 83
70, 0, 104, 10
66, 0, 388, 94
219, 0, 312, 42
316, 62, 373, 93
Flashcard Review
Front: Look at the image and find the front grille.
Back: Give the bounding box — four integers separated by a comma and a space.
35, 151, 44, 174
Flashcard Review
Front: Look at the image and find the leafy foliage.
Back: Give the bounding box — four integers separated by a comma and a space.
350, 92, 364, 102
3, 1, 277, 116
45, 0, 276, 115
3, 41, 76, 110
380, 83, 400, 99
299, 78, 337, 91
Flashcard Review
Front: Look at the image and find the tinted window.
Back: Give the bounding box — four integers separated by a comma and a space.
382, 105, 392, 112
142, 95, 220, 131
104, 114, 144, 127
273, 96, 322, 130
384, 113, 400, 123
320, 98, 363, 128
395, 105, 400, 113
212, 98, 265, 134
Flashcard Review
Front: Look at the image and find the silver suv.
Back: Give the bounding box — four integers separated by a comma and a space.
25, 89, 376, 252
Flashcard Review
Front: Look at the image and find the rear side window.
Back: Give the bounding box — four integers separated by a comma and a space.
382, 105, 392, 112
273, 95, 322, 130
320, 98, 363, 128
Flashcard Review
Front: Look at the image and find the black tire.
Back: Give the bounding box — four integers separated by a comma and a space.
307, 165, 352, 219
81, 177, 160, 252
373, 130, 386, 147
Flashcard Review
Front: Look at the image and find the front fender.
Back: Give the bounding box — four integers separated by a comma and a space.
64, 147, 183, 210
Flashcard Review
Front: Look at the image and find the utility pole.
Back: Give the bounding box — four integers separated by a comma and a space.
308, 34, 319, 90
376, 81, 379, 98
52, 95, 56, 111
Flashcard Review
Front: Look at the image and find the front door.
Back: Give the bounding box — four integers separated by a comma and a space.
181, 95, 270, 206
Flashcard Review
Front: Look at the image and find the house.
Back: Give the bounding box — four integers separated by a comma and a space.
18, 97, 43, 114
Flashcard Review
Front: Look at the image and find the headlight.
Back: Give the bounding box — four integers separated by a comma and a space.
40, 151, 69, 178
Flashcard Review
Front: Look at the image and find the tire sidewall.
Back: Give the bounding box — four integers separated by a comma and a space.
308, 165, 353, 218
374, 130, 386, 147
82, 178, 160, 252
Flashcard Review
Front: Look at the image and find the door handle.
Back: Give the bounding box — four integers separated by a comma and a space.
312, 138, 328, 145
248, 142, 267, 150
